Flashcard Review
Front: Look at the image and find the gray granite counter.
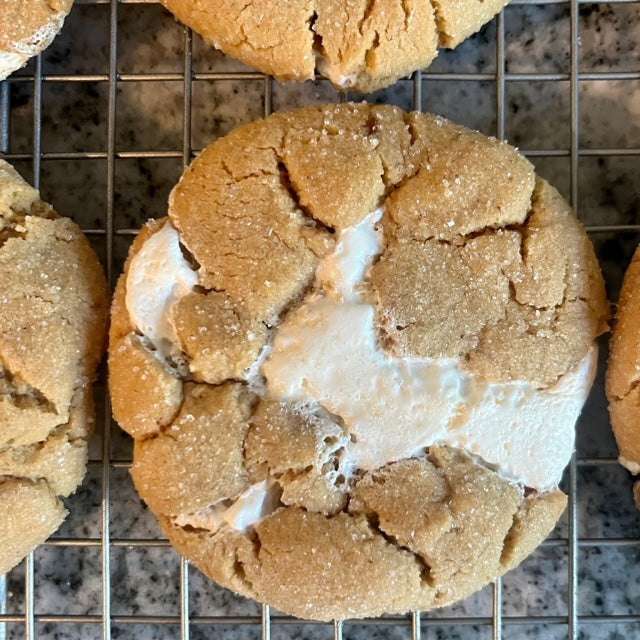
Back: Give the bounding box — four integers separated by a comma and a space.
1, 0, 639, 638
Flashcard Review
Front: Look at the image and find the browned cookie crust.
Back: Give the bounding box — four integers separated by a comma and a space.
606, 244, 640, 506
109, 104, 608, 620
0, 0, 74, 80
159, 0, 509, 92
0, 160, 109, 575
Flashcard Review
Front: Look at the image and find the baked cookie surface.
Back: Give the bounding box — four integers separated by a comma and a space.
0, 0, 73, 80
606, 244, 640, 507
0, 159, 108, 575
109, 104, 609, 620
160, 0, 508, 92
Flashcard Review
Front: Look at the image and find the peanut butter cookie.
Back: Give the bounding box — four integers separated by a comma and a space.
109, 104, 608, 620
0, 160, 108, 574
160, 0, 510, 92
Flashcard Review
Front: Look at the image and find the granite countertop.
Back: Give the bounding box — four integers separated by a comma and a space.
1, 1, 639, 639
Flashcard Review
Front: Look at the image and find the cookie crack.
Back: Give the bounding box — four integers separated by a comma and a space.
3, 289, 74, 328
359, 509, 436, 589
359, 0, 377, 37
418, 219, 528, 248
275, 159, 335, 235
611, 376, 640, 404
309, 11, 327, 76
232, 546, 258, 595
129, 331, 190, 383
0, 357, 57, 417
401, 111, 421, 151
516, 295, 587, 315
511, 215, 570, 308
220, 158, 274, 183
235, 18, 286, 52
499, 496, 527, 568
0, 226, 27, 251
363, 30, 381, 78
134, 387, 189, 443
0, 474, 58, 498
427, 0, 454, 47
0, 426, 82, 491
267, 227, 301, 256
401, 0, 414, 30
136, 379, 256, 444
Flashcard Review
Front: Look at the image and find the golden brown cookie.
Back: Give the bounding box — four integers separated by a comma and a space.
0, 0, 74, 80
606, 244, 640, 506
159, 0, 507, 92
109, 104, 608, 620
0, 160, 108, 575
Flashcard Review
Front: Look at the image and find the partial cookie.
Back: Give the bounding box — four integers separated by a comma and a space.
109, 104, 608, 620
0, 1, 74, 80
606, 243, 640, 506
159, 0, 506, 92
0, 160, 108, 575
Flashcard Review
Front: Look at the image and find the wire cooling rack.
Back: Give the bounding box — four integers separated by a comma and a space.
1, 0, 639, 638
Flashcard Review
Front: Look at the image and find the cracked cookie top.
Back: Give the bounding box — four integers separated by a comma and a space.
0, 0, 74, 80
0, 159, 109, 575
606, 243, 640, 507
109, 104, 609, 620
159, 0, 510, 92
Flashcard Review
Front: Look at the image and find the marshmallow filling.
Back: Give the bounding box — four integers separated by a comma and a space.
125, 221, 198, 359
172, 481, 282, 534
127, 212, 596, 534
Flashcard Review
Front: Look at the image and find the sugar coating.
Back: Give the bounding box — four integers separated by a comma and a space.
109, 104, 610, 621
159, 0, 509, 92
0, 159, 108, 575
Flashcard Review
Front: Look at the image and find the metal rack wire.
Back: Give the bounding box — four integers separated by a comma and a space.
1, 0, 639, 638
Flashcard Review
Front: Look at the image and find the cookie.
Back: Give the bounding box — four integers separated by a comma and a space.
160, 0, 508, 92
0, 160, 108, 575
606, 244, 640, 507
0, 0, 73, 80
109, 104, 609, 620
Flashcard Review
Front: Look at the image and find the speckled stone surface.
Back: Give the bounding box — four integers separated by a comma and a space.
1, 1, 639, 639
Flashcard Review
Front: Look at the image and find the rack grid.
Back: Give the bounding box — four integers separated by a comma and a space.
1, 0, 639, 638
